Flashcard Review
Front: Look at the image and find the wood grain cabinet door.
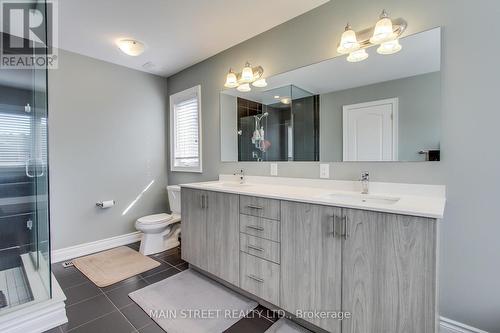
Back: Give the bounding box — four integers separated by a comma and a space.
280, 201, 342, 333
180, 188, 208, 270
341, 208, 437, 333
206, 191, 240, 286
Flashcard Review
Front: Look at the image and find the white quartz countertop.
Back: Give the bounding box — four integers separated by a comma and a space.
180, 175, 446, 219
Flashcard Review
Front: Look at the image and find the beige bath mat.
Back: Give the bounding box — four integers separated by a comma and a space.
129, 269, 258, 333
73, 246, 160, 287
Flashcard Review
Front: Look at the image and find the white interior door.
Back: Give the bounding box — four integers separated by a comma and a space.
343, 98, 398, 161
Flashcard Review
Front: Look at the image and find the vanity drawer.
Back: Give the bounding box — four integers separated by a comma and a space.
240, 234, 280, 264
240, 252, 280, 305
240, 214, 280, 242
240, 195, 280, 220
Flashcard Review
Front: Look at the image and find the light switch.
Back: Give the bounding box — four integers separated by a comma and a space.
270, 163, 278, 176
320, 163, 330, 179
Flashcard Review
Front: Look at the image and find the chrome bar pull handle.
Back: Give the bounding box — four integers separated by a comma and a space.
246, 204, 264, 210
247, 274, 264, 283
247, 245, 264, 252
342, 216, 349, 240
246, 225, 264, 231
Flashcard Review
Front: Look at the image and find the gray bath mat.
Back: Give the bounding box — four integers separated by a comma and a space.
129, 269, 258, 333
265, 318, 312, 333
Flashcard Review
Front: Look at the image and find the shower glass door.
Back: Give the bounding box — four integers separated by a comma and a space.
0, 0, 51, 314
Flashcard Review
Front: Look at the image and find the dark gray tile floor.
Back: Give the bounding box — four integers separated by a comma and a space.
45, 242, 278, 333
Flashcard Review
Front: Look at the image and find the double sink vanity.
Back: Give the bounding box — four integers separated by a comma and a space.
180, 174, 445, 333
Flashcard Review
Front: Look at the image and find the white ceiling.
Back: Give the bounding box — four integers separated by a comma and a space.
56, 0, 329, 77
223, 28, 441, 104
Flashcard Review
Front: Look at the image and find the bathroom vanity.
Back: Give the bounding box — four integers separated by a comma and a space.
180, 175, 445, 333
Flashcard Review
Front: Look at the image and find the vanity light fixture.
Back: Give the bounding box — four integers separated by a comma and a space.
117, 39, 145, 56
377, 39, 402, 55
222, 61, 266, 92
347, 49, 369, 62
337, 24, 360, 54
224, 69, 239, 88
337, 10, 406, 62
241, 62, 254, 83
370, 10, 397, 44
274, 95, 280, 99
237, 83, 251, 92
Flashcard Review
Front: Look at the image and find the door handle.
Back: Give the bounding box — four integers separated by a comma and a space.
246, 225, 264, 231
247, 274, 264, 283
246, 204, 263, 210
247, 244, 264, 252
341, 216, 349, 240
200, 194, 204, 209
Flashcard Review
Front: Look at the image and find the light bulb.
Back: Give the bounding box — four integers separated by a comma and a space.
240, 62, 254, 83
347, 49, 369, 62
224, 69, 239, 88
377, 39, 402, 55
370, 10, 397, 44
252, 78, 267, 87
117, 39, 145, 56
337, 24, 360, 54
237, 83, 251, 92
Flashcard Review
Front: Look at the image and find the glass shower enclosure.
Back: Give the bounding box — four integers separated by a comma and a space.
0, 0, 51, 314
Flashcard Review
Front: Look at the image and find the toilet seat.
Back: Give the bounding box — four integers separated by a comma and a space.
137, 213, 172, 225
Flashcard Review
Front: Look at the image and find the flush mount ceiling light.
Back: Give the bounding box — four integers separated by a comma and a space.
117, 39, 145, 56
223, 61, 266, 92
337, 10, 406, 63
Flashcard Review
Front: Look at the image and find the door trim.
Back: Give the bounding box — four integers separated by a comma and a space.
342, 97, 399, 161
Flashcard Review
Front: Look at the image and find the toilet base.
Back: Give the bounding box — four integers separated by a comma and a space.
139, 222, 181, 256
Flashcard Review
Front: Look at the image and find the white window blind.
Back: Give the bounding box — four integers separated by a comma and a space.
170, 86, 202, 172
0, 107, 47, 167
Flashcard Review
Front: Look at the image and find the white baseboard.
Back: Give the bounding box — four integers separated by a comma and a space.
440, 317, 489, 333
0, 275, 67, 333
51, 231, 142, 263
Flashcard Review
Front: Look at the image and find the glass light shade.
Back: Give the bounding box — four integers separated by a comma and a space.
224, 70, 238, 88
117, 39, 145, 56
252, 78, 267, 87
237, 83, 251, 92
337, 27, 360, 54
347, 49, 369, 62
240, 63, 254, 83
377, 39, 402, 55
370, 16, 397, 44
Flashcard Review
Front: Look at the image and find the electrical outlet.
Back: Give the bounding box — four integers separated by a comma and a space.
320, 163, 330, 179
270, 163, 278, 176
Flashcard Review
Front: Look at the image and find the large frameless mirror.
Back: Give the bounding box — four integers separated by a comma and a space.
220, 27, 441, 162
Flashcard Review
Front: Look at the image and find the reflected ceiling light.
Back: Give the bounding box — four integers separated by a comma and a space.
274, 95, 280, 99
377, 39, 402, 55
280, 97, 291, 104
237, 83, 251, 92
347, 49, 369, 62
370, 10, 397, 44
252, 78, 267, 88
224, 69, 239, 88
117, 39, 145, 56
241, 62, 254, 83
337, 24, 360, 54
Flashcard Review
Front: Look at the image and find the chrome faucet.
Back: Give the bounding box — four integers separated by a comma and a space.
360, 171, 370, 194
234, 169, 245, 184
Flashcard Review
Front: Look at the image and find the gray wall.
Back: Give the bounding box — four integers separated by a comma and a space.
166, 0, 500, 331
320, 72, 441, 161
49, 49, 168, 250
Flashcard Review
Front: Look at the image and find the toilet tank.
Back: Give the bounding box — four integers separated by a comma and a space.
167, 185, 181, 215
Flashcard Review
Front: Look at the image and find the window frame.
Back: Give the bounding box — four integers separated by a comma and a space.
169, 85, 202, 173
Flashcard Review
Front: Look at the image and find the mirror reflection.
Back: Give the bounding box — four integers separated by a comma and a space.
220, 27, 441, 162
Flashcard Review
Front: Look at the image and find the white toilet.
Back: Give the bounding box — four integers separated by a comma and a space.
135, 185, 182, 255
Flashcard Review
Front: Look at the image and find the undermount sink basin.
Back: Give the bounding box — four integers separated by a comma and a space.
320, 193, 401, 205
206, 182, 253, 188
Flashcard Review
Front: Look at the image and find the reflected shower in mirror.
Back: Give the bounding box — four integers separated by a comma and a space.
220, 27, 441, 162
